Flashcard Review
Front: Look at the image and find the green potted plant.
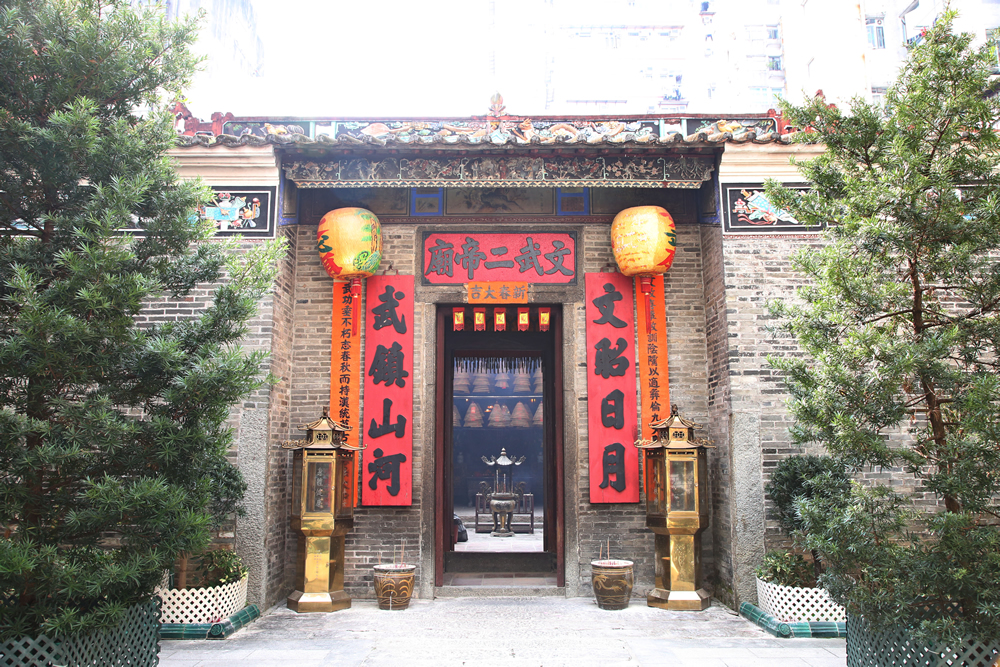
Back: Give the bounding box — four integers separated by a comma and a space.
156, 549, 250, 626
755, 455, 849, 624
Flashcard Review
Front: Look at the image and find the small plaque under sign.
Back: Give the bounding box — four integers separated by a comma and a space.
466, 281, 529, 304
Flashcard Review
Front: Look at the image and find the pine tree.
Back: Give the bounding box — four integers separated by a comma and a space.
768, 11, 1000, 642
0, 0, 285, 638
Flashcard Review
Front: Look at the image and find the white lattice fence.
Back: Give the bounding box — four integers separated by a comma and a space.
155, 575, 248, 624
757, 577, 846, 623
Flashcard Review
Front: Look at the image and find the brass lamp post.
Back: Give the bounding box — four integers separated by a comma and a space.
283, 408, 361, 613
635, 405, 711, 611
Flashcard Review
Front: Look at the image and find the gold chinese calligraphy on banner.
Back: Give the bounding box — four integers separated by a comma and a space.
331, 280, 362, 505
635, 275, 670, 441
466, 281, 529, 304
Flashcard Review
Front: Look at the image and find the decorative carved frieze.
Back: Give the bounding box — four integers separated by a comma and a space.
283, 156, 715, 189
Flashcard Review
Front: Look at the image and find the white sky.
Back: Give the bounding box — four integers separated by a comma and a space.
184, 0, 539, 119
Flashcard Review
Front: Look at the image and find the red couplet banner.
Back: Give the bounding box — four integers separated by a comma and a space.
584, 272, 639, 503
331, 280, 362, 507
362, 275, 414, 506
635, 275, 670, 443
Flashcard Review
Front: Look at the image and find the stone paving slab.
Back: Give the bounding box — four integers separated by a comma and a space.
159, 597, 846, 666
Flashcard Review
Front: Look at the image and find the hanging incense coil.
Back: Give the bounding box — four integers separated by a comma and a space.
511, 401, 532, 428
472, 372, 491, 394
501, 403, 511, 422
453, 404, 461, 427
533, 402, 544, 427
513, 369, 532, 393
454, 369, 471, 395
532, 367, 544, 394
494, 372, 510, 391
464, 401, 484, 428
488, 401, 510, 428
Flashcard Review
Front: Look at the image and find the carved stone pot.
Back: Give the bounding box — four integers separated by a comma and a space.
591, 559, 634, 610
373, 564, 416, 610
488, 492, 517, 537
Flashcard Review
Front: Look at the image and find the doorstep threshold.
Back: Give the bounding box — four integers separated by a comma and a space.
434, 585, 565, 598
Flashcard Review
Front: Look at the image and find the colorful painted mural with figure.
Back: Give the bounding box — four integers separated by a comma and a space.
179, 186, 275, 238
722, 184, 814, 233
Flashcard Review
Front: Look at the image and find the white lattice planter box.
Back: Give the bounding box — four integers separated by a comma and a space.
756, 577, 845, 623
155, 575, 248, 624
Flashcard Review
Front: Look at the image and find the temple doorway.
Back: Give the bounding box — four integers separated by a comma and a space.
435, 305, 564, 587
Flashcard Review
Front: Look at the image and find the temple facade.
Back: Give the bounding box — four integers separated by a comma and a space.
168, 103, 837, 611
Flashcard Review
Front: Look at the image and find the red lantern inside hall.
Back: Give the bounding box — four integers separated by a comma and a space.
317, 207, 383, 334
610, 206, 677, 332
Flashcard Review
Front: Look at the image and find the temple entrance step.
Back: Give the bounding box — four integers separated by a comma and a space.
434, 585, 564, 598
446, 551, 555, 572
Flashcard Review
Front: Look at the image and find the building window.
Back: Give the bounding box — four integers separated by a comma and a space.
767, 26, 779, 40
871, 86, 888, 107
767, 56, 783, 71
867, 17, 885, 49
988, 29, 1000, 73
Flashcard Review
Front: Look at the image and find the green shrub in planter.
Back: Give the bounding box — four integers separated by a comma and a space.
197, 550, 249, 588
755, 551, 816, 589
765, 455, 851, 580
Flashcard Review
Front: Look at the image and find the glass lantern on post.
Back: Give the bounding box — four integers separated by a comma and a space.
635, 405, 711, 611
283, 408, 361, 613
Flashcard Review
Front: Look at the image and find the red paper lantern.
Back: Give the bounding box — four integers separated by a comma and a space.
317, 208, 382, 334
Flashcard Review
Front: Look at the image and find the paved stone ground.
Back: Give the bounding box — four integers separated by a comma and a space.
159, 598, 846, 667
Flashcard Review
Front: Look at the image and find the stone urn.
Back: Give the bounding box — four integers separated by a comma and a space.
373, 564, 416, 610
591, 559, 634, 610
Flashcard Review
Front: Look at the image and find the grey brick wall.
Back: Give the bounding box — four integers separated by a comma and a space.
285, 224, 425, 600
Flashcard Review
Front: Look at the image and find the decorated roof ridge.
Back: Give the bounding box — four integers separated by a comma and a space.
174, 127, 802, 150
172, 96, 812, 150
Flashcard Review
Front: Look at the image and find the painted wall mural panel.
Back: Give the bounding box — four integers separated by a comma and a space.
722, 183, 815, 233
197, 186, 275, 237
421, 232, 577, 285
362, 275, 415, 506
120, 186, 276, 237
585, 273, 639, 504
